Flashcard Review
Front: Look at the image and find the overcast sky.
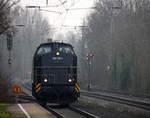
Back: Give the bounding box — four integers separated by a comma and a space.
19, 0, 95, 40
20, 0, 95, 28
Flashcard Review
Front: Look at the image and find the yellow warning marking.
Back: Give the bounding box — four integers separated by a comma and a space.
35, 83, 41, 89
35, 86, 42, 93
75, 83, 80, 91
75, 87, 79, 92
75, 86, 80, 92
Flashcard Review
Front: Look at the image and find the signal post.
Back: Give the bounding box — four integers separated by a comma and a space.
86, 53, 94, 91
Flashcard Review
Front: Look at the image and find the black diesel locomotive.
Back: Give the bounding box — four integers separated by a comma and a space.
32, 42, 80, 105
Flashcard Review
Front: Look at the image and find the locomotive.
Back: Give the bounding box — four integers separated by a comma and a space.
32, 42, 80, 105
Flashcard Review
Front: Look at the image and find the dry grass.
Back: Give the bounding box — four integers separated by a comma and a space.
0, 74, 15, 103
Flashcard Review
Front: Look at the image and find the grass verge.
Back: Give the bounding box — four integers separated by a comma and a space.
0, 104, 26, 118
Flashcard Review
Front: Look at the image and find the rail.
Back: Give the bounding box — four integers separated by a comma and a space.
81, 90, 150, 111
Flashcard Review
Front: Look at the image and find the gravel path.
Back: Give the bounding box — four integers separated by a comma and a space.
74, 95, 150, 118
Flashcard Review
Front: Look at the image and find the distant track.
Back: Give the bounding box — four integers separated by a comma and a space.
16, 91, 36, 103
91, 89, 150, 99
18, 92, 36, 102
81, 90, 150, 111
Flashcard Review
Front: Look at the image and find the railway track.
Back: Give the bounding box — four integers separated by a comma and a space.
45, 104, 99, 118
91, 88, 150, 99
18, 92, 99, 118
81, 90, 150, 111
18, 85, 99, 118
20, 84, 150, 117
15, 91, 36, 103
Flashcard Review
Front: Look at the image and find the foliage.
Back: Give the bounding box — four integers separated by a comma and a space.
0, 104, 10, 107
10, 8, 53, 82
0, 104, 26, 118
0, 4, 52, 98
0, 0, 19, 35
80, 0, 150, 94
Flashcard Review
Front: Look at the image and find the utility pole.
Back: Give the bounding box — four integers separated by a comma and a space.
46, 0, 48, 5
6, 31, 13, 91
110, 0, 122, 90
7, 32, 13, 68
6, 25, 25, 67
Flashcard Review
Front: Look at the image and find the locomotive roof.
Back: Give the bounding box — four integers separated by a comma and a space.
39, 42, 73, 47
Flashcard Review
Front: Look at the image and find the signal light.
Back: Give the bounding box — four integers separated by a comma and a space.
86, 53, 95, 57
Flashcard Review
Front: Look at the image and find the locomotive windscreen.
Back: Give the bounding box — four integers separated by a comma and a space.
57, 45, 75, 55
35, 43, 74, 55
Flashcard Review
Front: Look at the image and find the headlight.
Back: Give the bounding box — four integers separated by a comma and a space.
44, 78, 48, 83
56, 52, 60, 56
68, 78, 72, 83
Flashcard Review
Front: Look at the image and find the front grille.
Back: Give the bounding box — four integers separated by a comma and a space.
35, 74, 55, 84
34, 66, 77, 84
48, 74, 55, 84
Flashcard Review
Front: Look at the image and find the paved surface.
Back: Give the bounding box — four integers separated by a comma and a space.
6, 104, 26, 118
21, 103, 56, 118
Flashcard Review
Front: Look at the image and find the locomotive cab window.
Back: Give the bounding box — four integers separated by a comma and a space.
37, 46, 52, 55
58, 45, 75, 54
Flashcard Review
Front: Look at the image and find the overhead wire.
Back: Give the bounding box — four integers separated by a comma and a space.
57, 0, 67, 11
60, 0, 96, 28
25, 0, 94, 31
66, 7, 96, 11
39, 8, 62, 14
59, 0, 80, 29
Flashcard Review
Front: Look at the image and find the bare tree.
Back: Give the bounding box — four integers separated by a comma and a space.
0, 0, 19, 35
0, 0, 20, 102
81, 0, 150, 94
10, 8, 53, 84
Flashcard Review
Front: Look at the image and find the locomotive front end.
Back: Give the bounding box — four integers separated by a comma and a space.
32, 42, 80, 104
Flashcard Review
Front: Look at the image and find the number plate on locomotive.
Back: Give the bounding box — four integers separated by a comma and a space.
52, 57, 64, 60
